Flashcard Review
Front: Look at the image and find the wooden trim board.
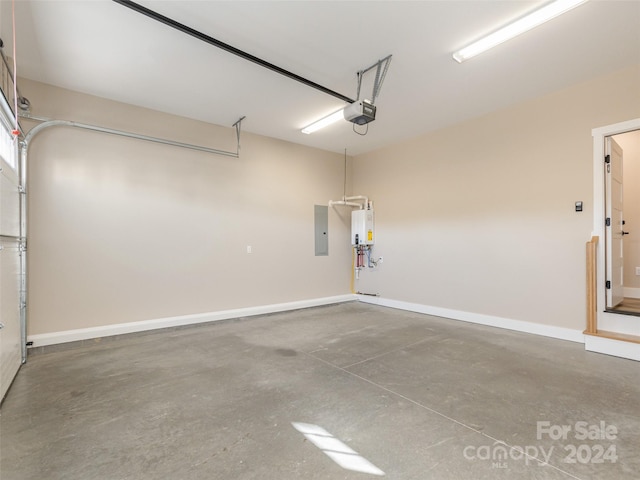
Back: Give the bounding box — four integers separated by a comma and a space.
584, 330, 640, 345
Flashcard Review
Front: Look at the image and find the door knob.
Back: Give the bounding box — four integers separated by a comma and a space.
622, 231, 630, 236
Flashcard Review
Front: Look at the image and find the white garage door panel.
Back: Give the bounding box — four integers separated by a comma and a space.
0, 240, 21, 400
0, 100, 22, 402
0, 167, 20, 238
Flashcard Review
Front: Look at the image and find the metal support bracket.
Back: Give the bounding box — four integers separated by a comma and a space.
20, 113, 245, 158
233, 116, 245, 153
356, 55, 392, 103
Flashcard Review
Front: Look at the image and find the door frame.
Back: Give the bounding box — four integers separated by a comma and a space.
605, 136, 624, 308
593, 118, 640, 337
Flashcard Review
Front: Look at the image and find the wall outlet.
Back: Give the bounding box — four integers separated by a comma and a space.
378, 256, 384, 263
636, 267, 640, 276
247, 245, 252, 254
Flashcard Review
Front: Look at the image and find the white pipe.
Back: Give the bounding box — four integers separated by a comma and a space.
329, 200, 361, 208
329, 195, 369, 209
344, 195, 369, 206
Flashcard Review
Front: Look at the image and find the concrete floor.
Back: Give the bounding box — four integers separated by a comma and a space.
1, 302, 639, 479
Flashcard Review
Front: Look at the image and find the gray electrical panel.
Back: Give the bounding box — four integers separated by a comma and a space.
314, 205, 328, 256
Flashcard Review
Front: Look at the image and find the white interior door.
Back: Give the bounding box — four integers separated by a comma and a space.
605, 137, 624, 308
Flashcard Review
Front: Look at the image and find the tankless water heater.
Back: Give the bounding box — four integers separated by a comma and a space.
351, 209, 374, 246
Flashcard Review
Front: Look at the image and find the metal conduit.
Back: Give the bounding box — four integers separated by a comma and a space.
23, 117, 243, 159
18, 115, 244, 362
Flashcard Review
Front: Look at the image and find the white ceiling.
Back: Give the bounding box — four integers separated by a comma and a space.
3, 0, 640, 155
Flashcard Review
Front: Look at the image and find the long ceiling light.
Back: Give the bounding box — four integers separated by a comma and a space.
452, 0, 588, 63
301, 108, 345, 134
302, 100, 378, 134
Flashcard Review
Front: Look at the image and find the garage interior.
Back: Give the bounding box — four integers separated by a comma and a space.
1, 1, 639, 479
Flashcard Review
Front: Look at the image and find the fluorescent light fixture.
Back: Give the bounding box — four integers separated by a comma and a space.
301, 108, 345, 134
452, 0, 588, 63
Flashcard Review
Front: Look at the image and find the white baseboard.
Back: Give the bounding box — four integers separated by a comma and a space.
29, 292, 640, 362
623, 287, 640, 299
585, 335, 640, 362
27, 294, 356, 347
30, 293, 640, 362
357, 295, 585, 344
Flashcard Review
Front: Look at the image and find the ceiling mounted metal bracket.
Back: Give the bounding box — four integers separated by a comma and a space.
112, 0, 356, 104
233, 116, 245, 153
355, 55, 392, 103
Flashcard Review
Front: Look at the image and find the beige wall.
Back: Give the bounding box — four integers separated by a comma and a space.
21, 64, 640, 337
352, 65, 640, 331
22, 79, 353, 336
618, 130, 640, 290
